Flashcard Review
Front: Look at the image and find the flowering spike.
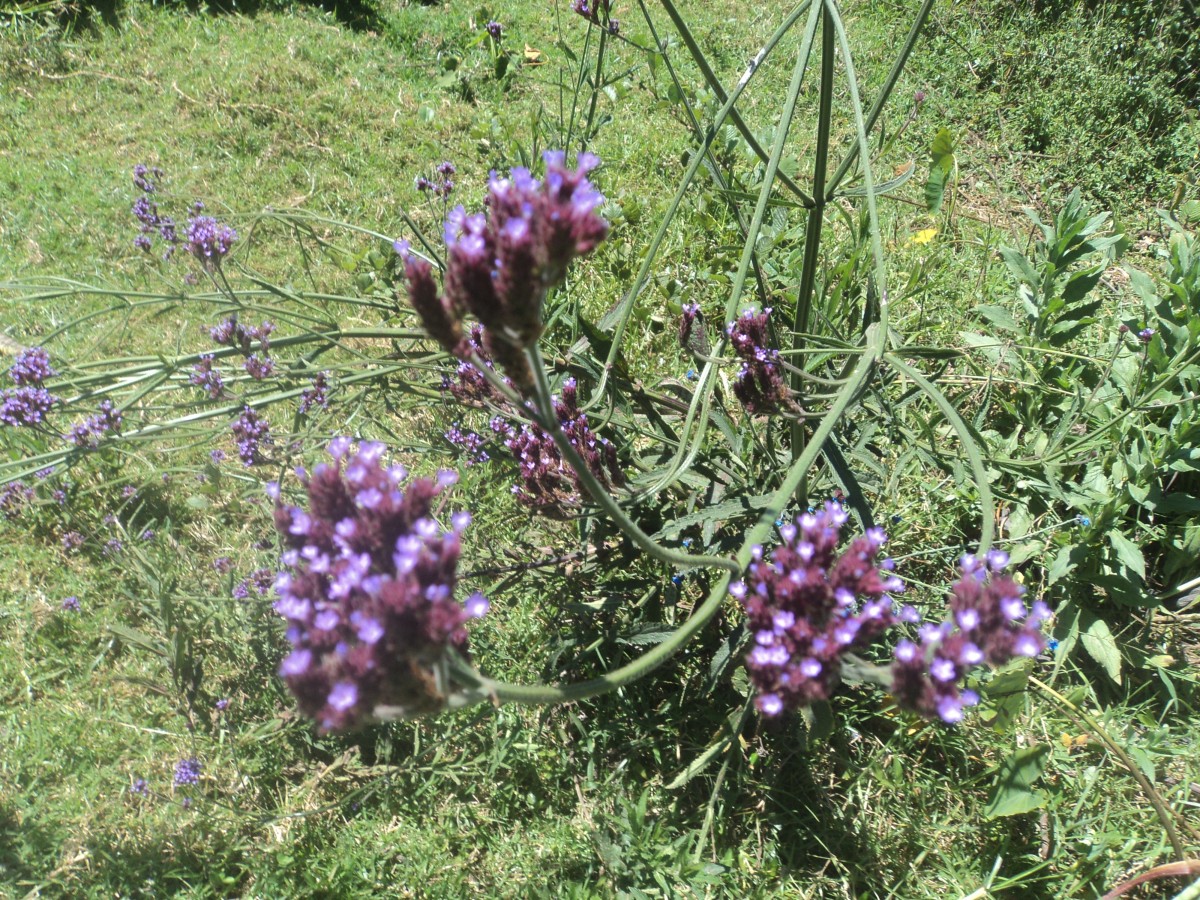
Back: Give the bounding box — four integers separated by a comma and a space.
272, 438, 487, 730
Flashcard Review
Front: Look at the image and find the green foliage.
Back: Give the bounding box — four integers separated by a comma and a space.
2, 0, 1200, 896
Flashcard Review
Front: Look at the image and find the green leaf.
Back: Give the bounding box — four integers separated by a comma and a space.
924, 128, 955, 214
1108, 529, 1146, 580
983, 744, 1051, 819
1079, 610, 1122, 683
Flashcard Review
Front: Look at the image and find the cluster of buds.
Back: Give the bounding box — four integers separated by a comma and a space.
185, 214, 237, 268
65, 399, 123, 449
131, 165, 179, 260
733, 503, 901, 716
208, 316, 275, 381
231, 406, 271, 466
415, 161, 456, 199
397, 151, 608, 390
890, 552, 1050, 723
439, 325, 504, 405
189, 355, 225, 399
299, 371, 331, 415
1, 347, 58, 428
271, 438, 488, 731
445, 424, 490, 466
727, 308, 798, 415
501, 378, 623, 513
572, 0, 619, 34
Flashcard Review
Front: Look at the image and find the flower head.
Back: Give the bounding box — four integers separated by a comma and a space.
735, 503, 900, 714
271, 438, 488, 731
890, 555, 1048, 723
185, 216, 237, 267
173, 757, 202, 786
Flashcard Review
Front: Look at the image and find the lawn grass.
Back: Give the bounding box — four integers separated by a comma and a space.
2, 0, 1199, 896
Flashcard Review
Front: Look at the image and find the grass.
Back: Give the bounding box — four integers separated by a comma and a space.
2, 0, 1200, 896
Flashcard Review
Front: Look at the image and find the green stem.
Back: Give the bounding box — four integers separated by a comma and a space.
1030, 676, 1198, 858
656, 0, 815, 207
884, 352, 995, 552
525, 345, 738, 575
824, 0, 937, 198
462, 326, 883, 706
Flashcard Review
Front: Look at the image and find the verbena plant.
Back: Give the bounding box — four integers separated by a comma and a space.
9, 2, 1195, 862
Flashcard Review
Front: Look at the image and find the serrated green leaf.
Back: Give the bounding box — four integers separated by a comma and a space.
983, 744, 1050, 819
1079, 610, 1122, 683
1108, 529, 1145, 580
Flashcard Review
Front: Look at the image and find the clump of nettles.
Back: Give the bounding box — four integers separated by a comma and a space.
734, 505, 1050, 724
396, 151, 608, 390
272, 438, 488, 731
734, 503, 900, 715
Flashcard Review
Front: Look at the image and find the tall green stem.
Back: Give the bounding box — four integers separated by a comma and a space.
462, 326, 883, 706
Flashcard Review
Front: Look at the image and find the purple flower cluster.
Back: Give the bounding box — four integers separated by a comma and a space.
571, 0, 609, 24
727, 308, 796, 415
486, 20, 503, 40
733, 503, 902, 716
415, 161, 457, 199
61, 596, 81, 612
2, 348, 58, 428
189, 355, 225, 399
173, 757, 202, 786
185, 215, 237, 267
233, 567, 275, 600
131, 166, 179, 259
62, 530, 84, 553
210, 316, 274, 354
10, 347, 55, 386
502, 377, 623, 512
270, 438, 488, 730
244, 353, 275, 381
439, 325, 503, 405
231, 406, 271, 466
0, 480, 34, 518
890, 552, 1050, 723
445, 424, 489, 466
397, 151, 608, 389
65, 400, 123, 449
299, 371, 330, 415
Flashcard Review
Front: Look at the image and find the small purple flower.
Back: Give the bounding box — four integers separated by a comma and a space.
1138, 328, 1155, 343
0, 386, 56, 427
173, 757, 202, 786
244, 353, 275, 380
189, 355, 225, 399
61, 596, 81, 612
213, 556, 234, 573
736, 502, 898, 714
231, 406, 271, 466
185, 216, 237, 267
271, 438, 488, 731
9, 347, 56, 386
299, 372, 330, 415
130, 778, 149, 796
891, 554, 1050, 724
486, 20, 503, 40
62, 531, 84, 553
727, 308, 798, 415
103, 538, 123, 557
215, 698, 229, 711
